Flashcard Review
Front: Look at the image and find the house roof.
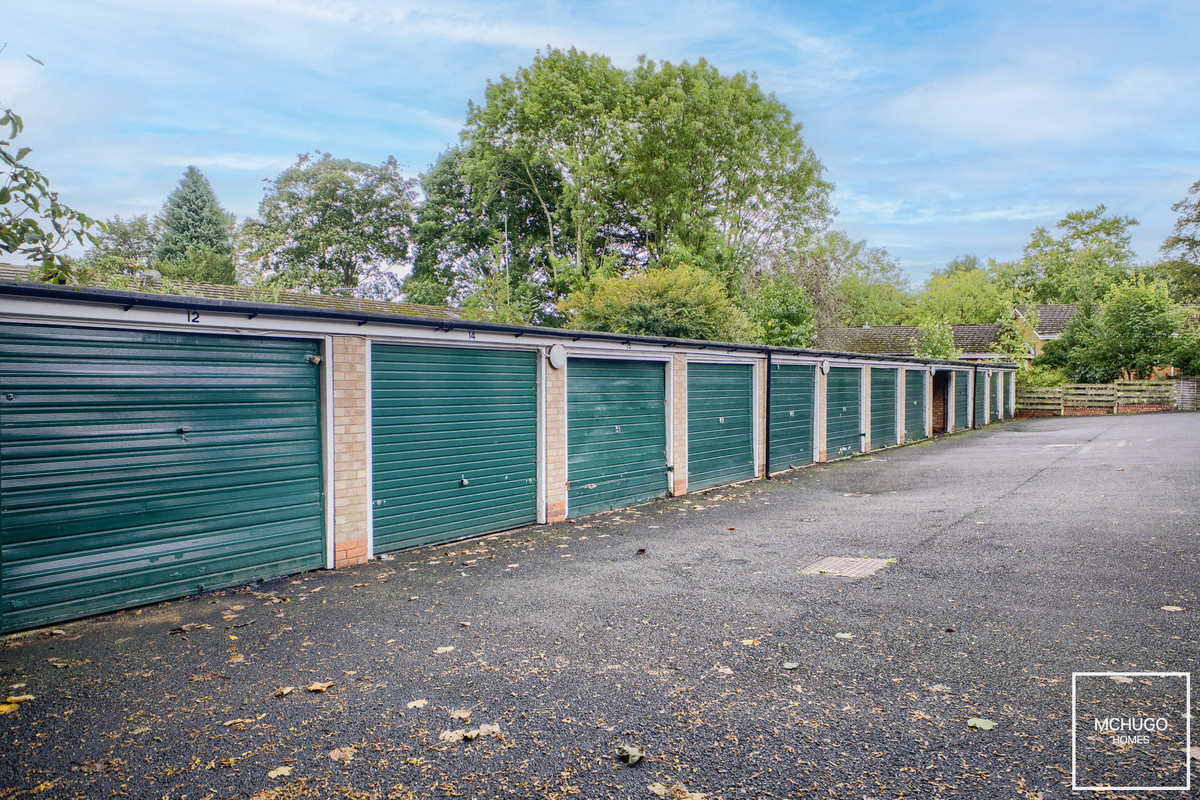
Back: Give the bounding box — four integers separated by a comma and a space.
815, 324, 1003, 356
1014, 304, 1076, 338
0, 262, 465, 321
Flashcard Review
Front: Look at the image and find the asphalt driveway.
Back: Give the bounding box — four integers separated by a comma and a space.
1, 413, 1197, 799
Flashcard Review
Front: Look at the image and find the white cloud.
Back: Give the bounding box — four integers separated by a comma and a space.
158, 154, 293, 171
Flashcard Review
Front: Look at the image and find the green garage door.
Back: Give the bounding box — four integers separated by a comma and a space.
954, 371, 970, 431
826, 366, 862, 458
372, 345, 537, 553
568, 359, 668, 518
1005, 373, 1014, 418
769, 363, 816, 472
688, 363, 755, 491
905, 369, 926, 442
974, 371, 987, 427
869, 368, 898, 450
0, 323, 324, 634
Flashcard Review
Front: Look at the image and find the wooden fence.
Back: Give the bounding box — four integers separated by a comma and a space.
1016, 381, 1179, 416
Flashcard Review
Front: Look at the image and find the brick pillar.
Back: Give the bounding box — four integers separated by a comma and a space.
544, 358, 568, 523
757, 357, 768, 476
331, 336, 369, 567
861, 366, 872, 453
671, 355, 688, 496
817, 365, 828, 462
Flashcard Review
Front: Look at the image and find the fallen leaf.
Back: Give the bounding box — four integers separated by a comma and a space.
168, 623, 212, 635
930, 684, 951, 692
740, 639, 759, 646
72, 759, 120, 774
1161, 606, 1185, 612
0, 703, 18, 715
967, 717, 997, 730
1188, 746, 1200, 760
439, 729, 465, 743
329, 745, 356, 763
649, 783, 706, 799
1109, 675, 1134, 684
459, 621, 471, 627
128, 726, 150, 735
912, 710, 933, 721
636, 548, 646, 556
835, 632, 854, 639
616, 744, 646, 765
406, 699, 428, 709
435, 646, 455, 654
781, 662, 801, 670
306, 681, 334, 692
275, 686, 295, 697
268, 765, 293, 779
408, 596, 419, 602
5, 694, 33, 704
715, 665, 733, 675
352, 583, 367, 588
476, 723, 500, 736
222, 718, 254, 727
449, 708, 472, 720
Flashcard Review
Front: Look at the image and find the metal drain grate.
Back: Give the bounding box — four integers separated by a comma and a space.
800, 556, 893, 578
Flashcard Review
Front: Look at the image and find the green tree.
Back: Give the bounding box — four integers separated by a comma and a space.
156, 167, 232, 277
909, 319, 961, 360
994, 205, 1137, 305
930, 254, 982, 278
459, 47, 833, 292
248, 152, 417, 295
0, 106, 100, 280
993, 308, 1038, 364
560, 264, 750, 342
913, 267, 1010, 324
408, 146, 563, 320
1162, 179, 1200, 301
742, 272, 816, 347
826, 233, 911, 326
77, 214, 162, 279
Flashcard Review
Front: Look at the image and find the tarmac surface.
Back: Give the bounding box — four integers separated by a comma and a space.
1, 412, 1198, 799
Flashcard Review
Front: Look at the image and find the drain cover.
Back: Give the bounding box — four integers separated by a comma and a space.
800, 556, 893, 578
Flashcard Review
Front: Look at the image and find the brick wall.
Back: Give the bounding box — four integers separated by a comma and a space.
544, 360, 568, 522
757, 357, 768, 476
331, 336, 369, 567
932, 374, 948, 434
671, 355, 688, 496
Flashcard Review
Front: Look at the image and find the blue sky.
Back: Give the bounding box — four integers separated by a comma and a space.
5, 0, 1198, 283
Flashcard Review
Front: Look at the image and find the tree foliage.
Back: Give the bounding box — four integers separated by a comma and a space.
560, 264, 749, 342
909, 319, 961, 360
248, 152, 417, 294
913, 267, 1011, 325
456, 47, 833, 308
994, 205, 1137, 306
157, 167, 231, 263
0, 107, 100, 280
742, 272, 817, 347
1162, 179, 1200, 301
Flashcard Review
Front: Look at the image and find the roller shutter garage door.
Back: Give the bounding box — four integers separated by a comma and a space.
768, 364, 815, 472
974, 371, 987, 427
904, 369, 926, 442
687, 363, 755, 491
0, 323, 324, 634
869, 368, 898, 449
954, 371, 970, 431
372, 345, 537, 553
825, 366, 862, 458
567, 359, 668, 518
1003, 373, 1013, 418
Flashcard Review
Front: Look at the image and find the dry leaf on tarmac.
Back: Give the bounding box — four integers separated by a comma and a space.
72, 759, 120, 774
616, 744, 646, 765
930, 684, 951, 692
329, 746, 356, 763
1109, 675, 1134, 684
168, 623, 212, 635
911, 710, 933, 721
268, 765, 293, 778
5, 694, 33, 703
714, 665, 733, 675
967, 717, 997, 730
649, 783, 706, 799
435, 646, 455, 654
406, 699, 428, 709
740, 639, 759, 646
222, 718, 254, 727
275, 686, 295, 697
835, 632, 854, 639
1188, 746, 1200, 759
0, 704, 18, 715
449, 708, 472, 720
439, 729, 465, 743
1161, 606, 1185, 612
306, 681, 334, 692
